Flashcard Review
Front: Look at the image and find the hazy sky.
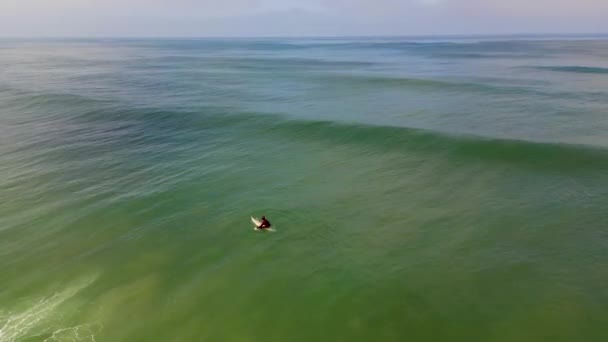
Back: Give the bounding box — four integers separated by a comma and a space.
0, 0, 607, 37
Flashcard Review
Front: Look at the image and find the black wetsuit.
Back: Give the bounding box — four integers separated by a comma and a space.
259, 218, 271, 228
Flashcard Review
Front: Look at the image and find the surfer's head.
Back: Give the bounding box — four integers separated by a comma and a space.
261, 216, 266, 220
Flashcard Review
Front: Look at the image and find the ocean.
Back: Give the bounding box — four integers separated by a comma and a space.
1, 36, 608, 341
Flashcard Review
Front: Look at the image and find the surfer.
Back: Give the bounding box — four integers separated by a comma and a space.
257, 216, 272, 229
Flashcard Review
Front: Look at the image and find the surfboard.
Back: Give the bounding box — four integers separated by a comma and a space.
251, 217, 275, 232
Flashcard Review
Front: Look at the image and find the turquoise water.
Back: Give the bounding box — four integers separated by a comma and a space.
1, 37, 608, 341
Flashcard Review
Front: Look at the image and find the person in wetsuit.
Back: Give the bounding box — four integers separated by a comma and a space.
258, 216, 271, 229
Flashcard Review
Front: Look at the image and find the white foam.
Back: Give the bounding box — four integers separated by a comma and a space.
41, 323, 102, 342
0, 275, 98, 342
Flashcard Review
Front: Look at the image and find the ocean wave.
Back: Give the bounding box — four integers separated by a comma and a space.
431, 52, 543, 59
135, 56, 376, 72
293, 39, 545, 51
136, 39, 306, 51
318, 73, 608, 102
533, 66, 608, 74
4, 93, 111, 113
5, 90, 608, 171
319, 74, 534, 95
97, 107, 608, 170
267, 118, 608, 171
217, 57, 374, 69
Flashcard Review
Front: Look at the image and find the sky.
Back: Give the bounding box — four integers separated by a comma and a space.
0, 0, 607, 37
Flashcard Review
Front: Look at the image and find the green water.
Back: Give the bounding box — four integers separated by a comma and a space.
1, 37, 608, 341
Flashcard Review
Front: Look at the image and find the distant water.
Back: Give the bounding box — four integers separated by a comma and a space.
1, 37, 608, 341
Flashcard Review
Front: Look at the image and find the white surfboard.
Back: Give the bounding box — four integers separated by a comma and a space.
251, 217, 275, 232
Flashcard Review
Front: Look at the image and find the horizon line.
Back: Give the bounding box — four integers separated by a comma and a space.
1, 32, 608, 40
